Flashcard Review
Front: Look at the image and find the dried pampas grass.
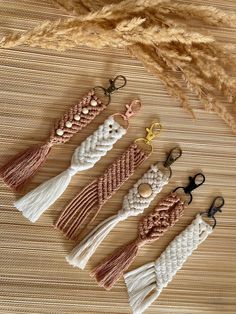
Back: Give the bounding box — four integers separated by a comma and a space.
1, 0, 236, 133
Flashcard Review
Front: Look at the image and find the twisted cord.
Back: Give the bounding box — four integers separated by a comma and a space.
55, 142, 149, 240
124, 214, 213, 314
66, 163, 169, 269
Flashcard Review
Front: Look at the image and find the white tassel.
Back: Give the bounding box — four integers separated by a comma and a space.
14, 116, 126, 222
15, 168, 77, 222
124, 215, 213, 314
66, 164, 169, 269
66, 214, 120, 269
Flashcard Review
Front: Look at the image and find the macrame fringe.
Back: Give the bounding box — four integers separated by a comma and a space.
55, 179, 98, 239
66, 214, 119, 269
14, 169, 74, 222
124, 262, 159, 314
0, 143, 51, 191
91, 239, 140, 290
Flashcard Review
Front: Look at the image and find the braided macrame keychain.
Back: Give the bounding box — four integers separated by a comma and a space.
14, 99, 141, 223
124, 196, 224, 314
0, 75, 126, 191
55, 122, 162, 240
66, 147, 182, 269
91, 173, 205, 290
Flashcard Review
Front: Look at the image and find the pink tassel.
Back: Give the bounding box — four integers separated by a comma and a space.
0, 143, 52, 191
91, 240, 140, 290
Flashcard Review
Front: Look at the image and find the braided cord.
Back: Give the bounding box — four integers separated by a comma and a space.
69, 115, 126, 172
155, 214, 212, 289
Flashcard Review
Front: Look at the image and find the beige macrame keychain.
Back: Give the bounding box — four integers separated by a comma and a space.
124, 196, 224, 314
66, 147, 182, 270
55, 121, 162, 240
91, 173, 205, 290
14, 99, 141, 223
0, 75, 126, 191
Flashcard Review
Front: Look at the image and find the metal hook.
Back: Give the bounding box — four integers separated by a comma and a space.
173, 172, 205, 204
145, 122, 162, 144
94, 75, 127, 105
105, 75, 127, 95
135, 122, 162, 155
123, 99, 142, 120
201, 196, 224, 228
163, 147, 182, 178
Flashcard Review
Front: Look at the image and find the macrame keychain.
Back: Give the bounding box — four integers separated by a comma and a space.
124, 196, 224, 314
0, 75, 127, 191
91, 173, 205, 290
66, 147, 182, 269
14, 99, 141, 223
55, 122, 162, 240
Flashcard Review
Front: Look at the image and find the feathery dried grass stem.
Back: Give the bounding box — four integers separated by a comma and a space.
1, 0, 236, 133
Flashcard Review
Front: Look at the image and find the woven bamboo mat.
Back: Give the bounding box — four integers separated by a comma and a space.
0, 1, 236, 313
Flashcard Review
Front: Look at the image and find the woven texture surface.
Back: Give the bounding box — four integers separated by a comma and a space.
0, 0, 236, 313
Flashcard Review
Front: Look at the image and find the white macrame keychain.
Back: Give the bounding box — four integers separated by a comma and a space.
66, 147, 182, 269
14, 99, 141, 223
124, 196, 224, 314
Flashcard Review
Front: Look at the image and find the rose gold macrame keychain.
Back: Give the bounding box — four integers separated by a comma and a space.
0, 75, 127, 191
91, 173, 205, 290
55, 122, 162, 241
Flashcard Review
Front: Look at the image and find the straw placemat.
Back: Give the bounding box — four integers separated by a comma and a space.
0, 1, 236, 313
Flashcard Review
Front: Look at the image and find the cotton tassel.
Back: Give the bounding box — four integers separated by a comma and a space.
91, 193, 185, 290
66, 164, 169, 269
0, 143, 52, 191
67, 214, 121, 269
55, 142, 150, 240
0, 89, 107, 190
124, 214, 213, 314
14, 114, 128, 222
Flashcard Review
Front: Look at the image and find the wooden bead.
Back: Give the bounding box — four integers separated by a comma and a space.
82, 108, 89, 114
56, 129, 64, 136
90, 99, 97, 107
74, 114, 81, 121
66, 121, 72, 128
138, 183, 152, 198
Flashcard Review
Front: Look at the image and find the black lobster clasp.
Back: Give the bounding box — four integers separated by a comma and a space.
173, 173, 205, 204
201, 196, 224, 229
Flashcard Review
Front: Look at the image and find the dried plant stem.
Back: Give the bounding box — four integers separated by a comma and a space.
1, 0, 236, 133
